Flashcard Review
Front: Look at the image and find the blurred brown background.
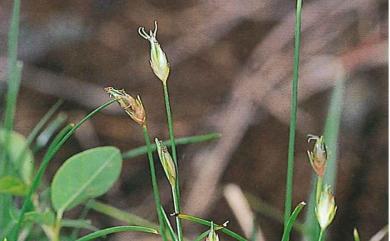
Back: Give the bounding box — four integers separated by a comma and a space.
0, 0, 388, 240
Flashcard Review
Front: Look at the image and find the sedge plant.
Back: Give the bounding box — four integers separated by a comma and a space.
2, 0, 377, 240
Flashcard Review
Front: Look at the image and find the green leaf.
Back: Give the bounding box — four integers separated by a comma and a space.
0, 176, 28, 196
51, 146, 122, 212
0, 129, 34, 184
75, 226, 159, 241
23, 210, 55, 225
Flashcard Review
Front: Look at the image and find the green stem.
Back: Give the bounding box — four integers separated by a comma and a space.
316, 176, 323, 204
52, 211, 63, 241
162, 83, 183, 241
318, 230, 324, 241
283, 0, 303, 228
142, 126, 168, 241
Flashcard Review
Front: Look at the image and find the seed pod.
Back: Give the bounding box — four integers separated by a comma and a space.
155, 138, 176, 187
138, 21, 170, 85
105, 87, 146, 126
307, 134, 327, 177
315, 185, 337, 230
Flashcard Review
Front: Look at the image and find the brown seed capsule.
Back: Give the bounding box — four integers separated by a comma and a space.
105, 87, 146, 126
307, 134, 327, 177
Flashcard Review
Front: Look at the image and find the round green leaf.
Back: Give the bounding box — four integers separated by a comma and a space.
51, 146, 122, 212
0, 129, 34, 184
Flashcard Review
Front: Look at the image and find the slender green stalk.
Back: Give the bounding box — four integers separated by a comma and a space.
280, 202, 306, 241
10, 100, 115, 241
283, 0, 303, 228
0, 1, 21, 237
33, 112, 67, 153
86, 199, 156, 228
14, 100, 63, 172
177, 213, 247, 241
245, 192, 306, 234
161, 207, 179, 241
75, 226, 159, 241
162, 83, 183, 241
316, 176, 323, 204
142, 126, 168, 241
122, 133, 220, 159
318, 230, 324, 241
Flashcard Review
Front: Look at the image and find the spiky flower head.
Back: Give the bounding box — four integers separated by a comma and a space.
307, 134, 328, 177
138, 21, 170, 85
315, 185, 337, 230
206, 222, 219, 241
155, 138, 176, 187
105, 87, 146, 126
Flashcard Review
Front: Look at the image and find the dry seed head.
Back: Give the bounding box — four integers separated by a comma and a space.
315, 185, 337, 230
104, 87, 146, 126
155, 138, 177, 187
307, 134, 327, 177
138, 21, 170, 85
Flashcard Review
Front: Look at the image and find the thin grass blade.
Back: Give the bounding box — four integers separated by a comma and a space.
74, 226, 158, 241
178, 213, 247, 241
86, 199, 156, 228
281, 202, 306, 241
122, 133, 220, 159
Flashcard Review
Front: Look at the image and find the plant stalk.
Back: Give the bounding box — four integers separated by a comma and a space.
162, 83, 183, 241
318, 230, 324, 241
283, 0, 303, 228
142, 126, 168, 241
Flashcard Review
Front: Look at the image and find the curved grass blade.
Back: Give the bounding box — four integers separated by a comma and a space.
14, 100, 63, 165
244, 192, 305, 234
122, 133, 220, 159
75, 226, 159, 241
34, 112, 67, 152
10, 99, 116, 240
177, 213, 247, 241
281, 202, 306, 241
